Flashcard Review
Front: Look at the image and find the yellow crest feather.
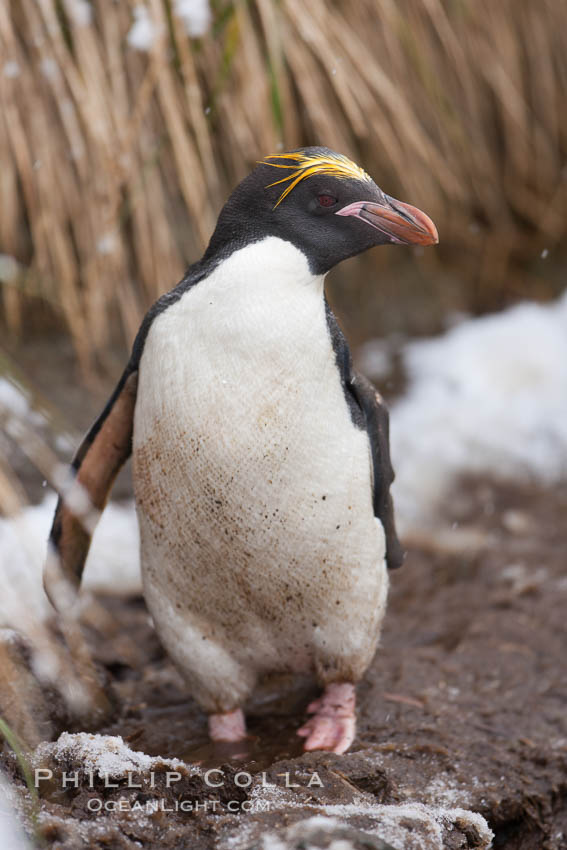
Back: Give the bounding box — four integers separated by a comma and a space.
260, 151, 371, 208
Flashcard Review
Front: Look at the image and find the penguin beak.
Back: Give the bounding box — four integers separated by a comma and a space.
336, 196, 438, 246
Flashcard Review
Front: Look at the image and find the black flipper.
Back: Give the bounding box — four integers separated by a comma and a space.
46, 368, 139, 600
324, 299, 404, 569
349, 371, 405, 570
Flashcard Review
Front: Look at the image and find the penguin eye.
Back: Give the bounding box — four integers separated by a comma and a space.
317, 194, 338, 208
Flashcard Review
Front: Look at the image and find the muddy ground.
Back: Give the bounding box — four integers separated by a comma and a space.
3, 476, 565, 849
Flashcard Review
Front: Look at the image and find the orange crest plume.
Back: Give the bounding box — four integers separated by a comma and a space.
260, 151, 372, 208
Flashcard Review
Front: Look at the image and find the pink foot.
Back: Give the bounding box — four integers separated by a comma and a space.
297, 683, 356, 754
208, 708, 247, 742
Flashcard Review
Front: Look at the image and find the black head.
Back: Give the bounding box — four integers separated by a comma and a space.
204, 146, 438, 275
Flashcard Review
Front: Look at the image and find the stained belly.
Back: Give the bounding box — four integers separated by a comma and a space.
133, 375, 384, 669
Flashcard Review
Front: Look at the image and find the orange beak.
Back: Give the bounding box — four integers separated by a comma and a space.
337, 196, 438, 246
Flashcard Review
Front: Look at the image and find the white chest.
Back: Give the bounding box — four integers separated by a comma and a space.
134, 237, 363, 468
134, 235, 378, 558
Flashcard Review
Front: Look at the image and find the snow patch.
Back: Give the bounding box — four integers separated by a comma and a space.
0, 495, 141, 630
128, 1, 210, 50
0, 377, 140, 623
96, 232, 118, 256
227, 801, 493, 850
390, 292, 567, 526
34, 732, 194, 778
0, 254, 21, 283
0, 378, 30, 419
127, 5, 162, 51
40, 58, 58, 80
0, 773, 30, 850
3, 61, 21, 79
423, 775, 471, 807
356, 338, 393, 381
64, 0, 93, 27
174, 0, 211, 37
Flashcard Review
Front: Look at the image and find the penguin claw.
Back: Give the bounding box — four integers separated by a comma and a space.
297, 682, 356, 754
298, 714, 355, 754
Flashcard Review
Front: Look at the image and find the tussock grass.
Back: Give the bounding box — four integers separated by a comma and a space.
0, 0, 565, 364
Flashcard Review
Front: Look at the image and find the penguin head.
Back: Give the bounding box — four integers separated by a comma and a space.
205, 146, 438, 274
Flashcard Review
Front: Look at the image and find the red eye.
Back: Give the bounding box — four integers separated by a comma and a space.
317, 194, 337, 208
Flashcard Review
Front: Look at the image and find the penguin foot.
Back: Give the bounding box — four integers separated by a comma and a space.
208, 708, 247, 742
297, 682, 356, 754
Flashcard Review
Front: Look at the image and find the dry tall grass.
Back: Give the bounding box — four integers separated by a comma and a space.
0, 0, 565, 366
